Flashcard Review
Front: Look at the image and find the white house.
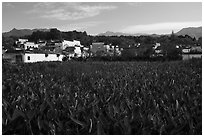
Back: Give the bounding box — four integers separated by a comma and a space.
16, 39, 28, 45
62, 40, 83, 57
115, 46, 122, 56
24, 42, 39, 50
3, 49, 64, 63
62, 40, 82, 49
74, 46, 82, 57
24, 53, 64, 63
37, 40, 47, 48
81, 47, 89, 58
153, 43, 161, 49
182, 48, 191, 53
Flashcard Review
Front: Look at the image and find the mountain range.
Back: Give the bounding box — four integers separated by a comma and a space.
98, 27, 202, 39
97, 31, 151, 37
175, 26, 202, 39
97, 31, 162, 37
2, 26, 202, 39
2, 28, 50, 37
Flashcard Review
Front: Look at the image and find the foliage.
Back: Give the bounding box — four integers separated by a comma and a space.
2, 59, 202, 135
197, 37, 202, 47
3, 29, 202, 54
2, 36, 16, 50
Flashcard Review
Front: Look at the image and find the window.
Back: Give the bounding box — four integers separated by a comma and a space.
45, 54, 48, 57
27, 56, 30, 60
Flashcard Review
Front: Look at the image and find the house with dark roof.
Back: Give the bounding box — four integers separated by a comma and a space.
3, 49, 64, 63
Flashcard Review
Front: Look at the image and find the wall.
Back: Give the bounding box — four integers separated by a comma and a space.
182, 54, 202, 60
24, 42, 38, 50
182, 49, 191, 53
17, 39, 28, 44
74, 46, 82, 57
24, 53, 64, 63
62, 40, 81, 50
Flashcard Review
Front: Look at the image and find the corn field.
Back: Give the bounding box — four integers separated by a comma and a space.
2, 59, 202, 135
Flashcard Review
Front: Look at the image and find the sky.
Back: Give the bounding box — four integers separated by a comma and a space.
2, 2, 202, 35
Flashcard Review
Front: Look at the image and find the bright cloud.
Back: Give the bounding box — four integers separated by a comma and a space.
57, 21, 103, 32
120, 21, 202, 34
28, 2, 117, 20
126, 2, 141, 7
3, 3, 15, 8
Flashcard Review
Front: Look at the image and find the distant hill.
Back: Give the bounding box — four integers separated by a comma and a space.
99, 27, 202, 38
98, 31, 150, 37
175, 26, 202, 39
98, 31, 163, 37
3, 26, 202, 39
3, 28, 50, 37
98, 31, 132, 36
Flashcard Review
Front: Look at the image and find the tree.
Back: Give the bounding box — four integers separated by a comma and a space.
197, 37, 202, 47
28, 31, 48, 42
2, 36, 15, 50
48, 28, 62, 40
161, 41, 182, 60
121, 48, 137, 59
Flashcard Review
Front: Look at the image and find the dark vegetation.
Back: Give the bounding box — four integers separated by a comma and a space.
2, 58, 202, 135
3, 28, 202, 50
2, 29, 202, 62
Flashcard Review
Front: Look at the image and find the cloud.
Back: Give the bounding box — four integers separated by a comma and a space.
58, 21, 103, 32
28, 2, 117, 20
120, 21, 202, 34
126, 2, 141, 7
3, 2, 15, 8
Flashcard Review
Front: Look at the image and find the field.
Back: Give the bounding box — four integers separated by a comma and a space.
2, 59, 202, 135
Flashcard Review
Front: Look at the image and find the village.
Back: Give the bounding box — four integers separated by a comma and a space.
2, 33, 202, 63
2, 2, 202, 135
3, 38, 122, 63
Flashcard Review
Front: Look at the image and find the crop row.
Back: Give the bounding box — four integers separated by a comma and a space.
2, 59, 202, 134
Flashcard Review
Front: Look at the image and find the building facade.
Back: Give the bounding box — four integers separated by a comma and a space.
3, 50, 64, 63
24, 53, 64, 63
24, 42, 39, 50
62, 40, 83, 57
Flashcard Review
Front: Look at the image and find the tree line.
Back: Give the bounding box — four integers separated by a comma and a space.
2, 28, 202, 61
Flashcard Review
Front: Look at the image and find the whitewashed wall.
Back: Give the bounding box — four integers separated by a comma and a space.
24, 42, 38, 50
62, 40, 82, 49
16, 39, 28, 44
24, 53, 64, 63
182, 49, 191, 53
74, 46, 82, 57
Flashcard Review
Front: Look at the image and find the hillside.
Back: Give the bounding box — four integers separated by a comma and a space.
3, 26, 201, 39
3, 28, 50, 37
98, 31, 163, 37
98, 31, 133, 36
176, 26, 202, 39
98, 27, 202, 39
